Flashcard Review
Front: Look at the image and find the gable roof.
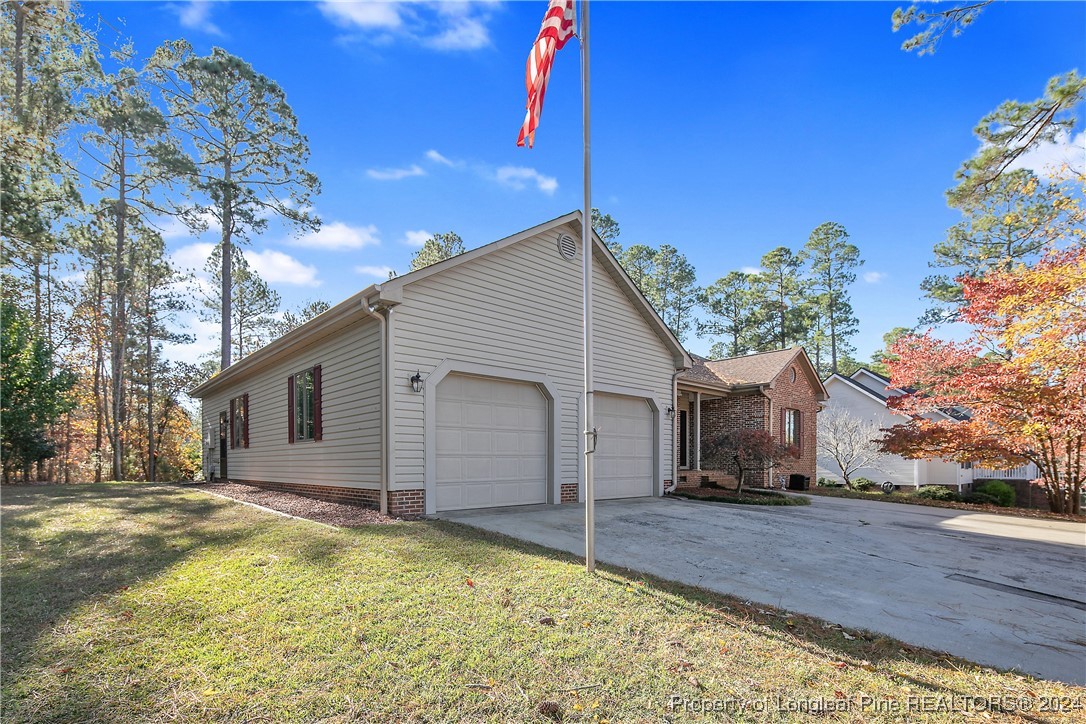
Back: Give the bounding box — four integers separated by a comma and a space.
191, 211, 690, 397
681, 347, 828, 400
825, 372, 890, 404
826, 371, 965, 422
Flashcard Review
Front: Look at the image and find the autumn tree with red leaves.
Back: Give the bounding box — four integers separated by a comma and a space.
881, 245, 1085, 514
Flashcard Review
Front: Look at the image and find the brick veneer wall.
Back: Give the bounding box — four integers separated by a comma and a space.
222, 478, 425, 518
561, 482, 578, 503
765, 363, 821, 487
698, 393, 770, 486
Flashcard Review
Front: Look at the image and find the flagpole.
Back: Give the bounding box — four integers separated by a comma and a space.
580, 0, 595, 574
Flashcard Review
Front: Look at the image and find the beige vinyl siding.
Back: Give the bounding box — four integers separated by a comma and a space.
390, 223, 676, 492
816, 379, 917, 486
200, 316, 382, 487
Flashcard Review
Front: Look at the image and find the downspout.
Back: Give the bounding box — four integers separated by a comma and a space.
363, 301, 390, 515
667, 369, 684, 493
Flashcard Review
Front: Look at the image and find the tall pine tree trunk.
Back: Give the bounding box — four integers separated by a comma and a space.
145, 272, 155, 483
110, 138, 128, 480
220, 161, 233, 370
93, 247, 104, 483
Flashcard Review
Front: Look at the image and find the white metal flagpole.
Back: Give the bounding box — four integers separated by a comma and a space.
580, 0, 595, 574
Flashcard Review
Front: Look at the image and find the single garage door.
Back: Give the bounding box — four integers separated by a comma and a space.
595, 393, 655, 499
435, 374, 548, 511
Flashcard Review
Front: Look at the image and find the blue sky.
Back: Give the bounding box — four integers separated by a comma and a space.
88, 1, 1085, 364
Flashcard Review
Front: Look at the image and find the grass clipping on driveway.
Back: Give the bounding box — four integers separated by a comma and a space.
2, 485, 1082, 722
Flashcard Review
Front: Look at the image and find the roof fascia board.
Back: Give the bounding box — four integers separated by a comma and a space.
189, 284, 377, 397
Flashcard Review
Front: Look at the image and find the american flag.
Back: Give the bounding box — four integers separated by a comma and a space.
517, 0, 577, 148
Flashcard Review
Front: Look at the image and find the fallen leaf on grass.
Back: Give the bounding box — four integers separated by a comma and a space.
832, 662, 848, 670
669, 661, 695, 673
835, 691, 846, 700
539, 616, 556, 626
536, 701, 561, 718
57, 667, 74, 675
465, 578, 474, 588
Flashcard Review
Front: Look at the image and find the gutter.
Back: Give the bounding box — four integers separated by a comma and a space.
667, 369, 684, 493
363, 296, 393, 516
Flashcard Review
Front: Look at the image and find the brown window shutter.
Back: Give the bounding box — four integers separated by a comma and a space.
243, 393, 250, 448
313, 364, 323, 441
230, 398, 236, 449
287, 376, 295, 444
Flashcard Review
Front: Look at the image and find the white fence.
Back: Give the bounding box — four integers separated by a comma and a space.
972, 463, 1039, 480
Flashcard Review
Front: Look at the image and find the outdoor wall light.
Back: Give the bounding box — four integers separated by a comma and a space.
666, 406, 675, 420
410, 371, 424, 393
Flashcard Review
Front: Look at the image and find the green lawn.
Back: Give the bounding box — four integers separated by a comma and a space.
2, 484, 1082, 722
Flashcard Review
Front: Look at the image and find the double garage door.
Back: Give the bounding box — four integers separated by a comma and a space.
435, 374, 654, 511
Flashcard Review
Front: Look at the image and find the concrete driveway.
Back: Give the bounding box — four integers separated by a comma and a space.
440, 494, 1086, 685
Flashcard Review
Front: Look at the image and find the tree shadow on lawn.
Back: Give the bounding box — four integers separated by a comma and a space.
0, 484, 254, 676
425, 519, 1069, 716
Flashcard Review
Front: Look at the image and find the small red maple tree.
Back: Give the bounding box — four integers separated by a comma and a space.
881, 246, 1085, 514
702, 429, 798, 494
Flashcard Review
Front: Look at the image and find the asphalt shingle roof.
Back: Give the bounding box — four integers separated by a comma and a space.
681, 347, 803, 388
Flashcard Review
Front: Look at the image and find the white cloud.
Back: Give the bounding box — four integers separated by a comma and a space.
740, 266, 762, 275
155, 210, 221, 240
290, 221, 381, 250
863, 271, 887, 284
318, 1, 404, 29
355, 264, 396, 278
425, 149, 457, 166
318, 1, 496, 51
172, 242, 216, 274
495, 166, 558, 195
1007, 130, 1085, 178
426, 15, 489, 50
173, 0, 223, 36
245, 249, 321, 287
367, 164, 426, 181
402, 230, 432, 247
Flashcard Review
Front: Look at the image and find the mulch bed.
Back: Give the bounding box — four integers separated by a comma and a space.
194, 482, 399, 527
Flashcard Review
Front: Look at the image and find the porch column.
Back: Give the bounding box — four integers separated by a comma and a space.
693, 391, 701, 469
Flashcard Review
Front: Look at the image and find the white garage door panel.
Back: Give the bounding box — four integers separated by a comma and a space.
595, 393, 655, 499
435, 374, 548, 511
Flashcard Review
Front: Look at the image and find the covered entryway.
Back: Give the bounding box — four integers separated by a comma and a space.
594, 393, 654, 499
434, 374, 548, 511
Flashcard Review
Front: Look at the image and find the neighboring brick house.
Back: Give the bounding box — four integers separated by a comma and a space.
674, 347, 827, 490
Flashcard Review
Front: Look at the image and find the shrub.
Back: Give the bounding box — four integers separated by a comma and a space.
964, 491, 1000, 506
974, 480, 1016, 507
916, 485, 961, 502
852, 477, 877, 491
817, 477, 843, 487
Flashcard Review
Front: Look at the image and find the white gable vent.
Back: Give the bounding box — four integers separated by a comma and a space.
556, 233, 577, 261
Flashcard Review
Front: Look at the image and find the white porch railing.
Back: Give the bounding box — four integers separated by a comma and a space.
972, 463, 1039, 480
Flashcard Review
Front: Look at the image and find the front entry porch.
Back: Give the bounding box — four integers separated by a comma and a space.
675, 387, 741, 490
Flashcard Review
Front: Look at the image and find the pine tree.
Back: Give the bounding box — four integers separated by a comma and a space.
749, 246, 809, 350
409, 232, 464, 271
201, 247, 281, 361
804, 222, 863, 376
150, 42, 320, 370
699, 271, 759, 358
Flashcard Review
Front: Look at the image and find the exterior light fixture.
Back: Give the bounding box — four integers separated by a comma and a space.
410, 371, 424, 393
666, 406, 675, 420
